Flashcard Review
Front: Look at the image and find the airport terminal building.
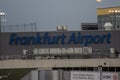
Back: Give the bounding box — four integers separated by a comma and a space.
0, 30, 120, 80
0, 6, 120, 80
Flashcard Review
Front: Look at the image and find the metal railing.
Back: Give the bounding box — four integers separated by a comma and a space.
0, 52, 119, 60
1, 23, 37, 32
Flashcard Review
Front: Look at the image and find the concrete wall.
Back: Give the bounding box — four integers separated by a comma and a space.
0, 58, 120, 69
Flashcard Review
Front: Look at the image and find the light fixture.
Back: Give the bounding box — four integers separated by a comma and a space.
111, 10, 114, 13
96, 0, 102, 2
115, 10, 118, 13
0, 12, 5, 16
109, 10, 112, 13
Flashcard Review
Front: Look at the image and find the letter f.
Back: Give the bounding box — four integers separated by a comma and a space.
9, 34, 17, 45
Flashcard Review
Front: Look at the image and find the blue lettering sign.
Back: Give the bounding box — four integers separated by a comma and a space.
67, 32, 78, 44
9, 32, 111, 46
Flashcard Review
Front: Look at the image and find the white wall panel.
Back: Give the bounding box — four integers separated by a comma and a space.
33, 48, 39, 55
39, 49, 45, 54
31, 70, 38, 80
74, 48, 83, 54
66, 48, 74, 54
61, 48, 66, 54
44, 48, 49, 54
52, 71, 59, 80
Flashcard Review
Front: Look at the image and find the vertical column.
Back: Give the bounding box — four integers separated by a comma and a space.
0, 12, 5, 60
98, 65, 102, 80
0, 16, 1, 60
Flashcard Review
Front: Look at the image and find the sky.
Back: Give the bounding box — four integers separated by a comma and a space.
0, 0, 120, 31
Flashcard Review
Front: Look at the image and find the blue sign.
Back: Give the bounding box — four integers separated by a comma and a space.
9, 32, 111, 46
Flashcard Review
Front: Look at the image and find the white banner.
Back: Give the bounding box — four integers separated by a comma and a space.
102, 72, 118, 80
71, 71, 100, 80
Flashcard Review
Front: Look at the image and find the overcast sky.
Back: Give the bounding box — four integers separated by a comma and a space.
0, 0, 120, 31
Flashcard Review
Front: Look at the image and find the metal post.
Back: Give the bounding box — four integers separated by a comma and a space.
0, 16, 1, 32
0, 16, 1, 60
98, 65, 102, 80
0, 12, 5, 60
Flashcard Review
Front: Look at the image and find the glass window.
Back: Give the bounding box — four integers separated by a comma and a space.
117, 25, 119, 28
116, 67, 120, 72
102, 67, 108, 71
109, 67, 115, 72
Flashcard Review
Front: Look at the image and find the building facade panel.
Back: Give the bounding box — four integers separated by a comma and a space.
0, 31, 120, 57
97, 6, 120, 30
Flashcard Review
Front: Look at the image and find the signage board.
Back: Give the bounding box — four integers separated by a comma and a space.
102, 72, 118, 80
71, 71, 100, 80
